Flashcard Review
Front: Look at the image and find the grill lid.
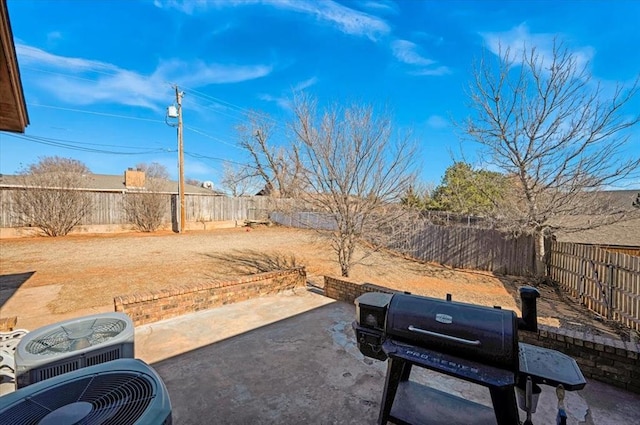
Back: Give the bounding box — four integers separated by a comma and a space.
385, 293, 519, 370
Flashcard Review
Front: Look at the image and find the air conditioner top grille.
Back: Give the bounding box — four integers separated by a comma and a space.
25, 317, 129, 356
2, 371, 155, 425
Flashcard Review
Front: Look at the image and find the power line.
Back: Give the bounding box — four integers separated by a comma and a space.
28, 103, 166, 124
186, 87, 261, 117
184, 125, 244, 151
4, 131, 172, 150
184, 151, 255, 169
184, 124, 277, 164
185, 95, 249, 123
2, 132, 172, 156
22, 66, 102, 83
184, 86, 286, 130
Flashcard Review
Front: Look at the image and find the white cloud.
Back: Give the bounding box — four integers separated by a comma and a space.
16, 44, 119, 73
410, 66, 451, 77
391, 39, 451, 77
16, 43, 273, 110
480, 23, 595, 70
391, 40, 435, 66
292, 76, 318, 91
153, 0, 210, 14
259, 76, 318, 110
155, 59, 272, 86
154, 0, 390, 41
426, 115, 449, 129
258, 93, 291, 110
359, 0, 399, 15
273, 0, 390, 40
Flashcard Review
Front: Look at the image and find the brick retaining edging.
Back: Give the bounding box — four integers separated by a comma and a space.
324, 275, 640, 394
114, 267, 306, 326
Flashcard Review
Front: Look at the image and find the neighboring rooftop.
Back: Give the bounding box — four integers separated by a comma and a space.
552, 190, 640, 247
554, 217, 640, 247
0, 170, 224, 195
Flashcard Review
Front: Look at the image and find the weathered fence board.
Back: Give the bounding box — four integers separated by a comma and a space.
550, 241, 640, 331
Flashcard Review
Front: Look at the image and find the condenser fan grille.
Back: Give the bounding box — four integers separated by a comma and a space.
25, 318, 128, 355
2, 372, 156, 425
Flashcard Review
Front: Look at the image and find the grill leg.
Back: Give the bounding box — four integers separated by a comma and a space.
378, 357, 405, 425
400, 362, 412, 382
489, 386, 519, 425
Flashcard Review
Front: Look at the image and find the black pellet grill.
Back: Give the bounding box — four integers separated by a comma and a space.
353, 289, 586, 425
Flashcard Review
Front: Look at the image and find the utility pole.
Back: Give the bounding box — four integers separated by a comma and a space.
176, 86, 186, 233
166, 86, 186, 233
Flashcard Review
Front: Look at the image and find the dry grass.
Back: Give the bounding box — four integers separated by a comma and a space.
0, 226, 625, 338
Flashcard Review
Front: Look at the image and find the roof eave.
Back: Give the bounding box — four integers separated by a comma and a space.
0, 0, 29, 133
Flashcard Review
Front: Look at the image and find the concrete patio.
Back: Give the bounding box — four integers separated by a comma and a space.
133, 290, 640, 425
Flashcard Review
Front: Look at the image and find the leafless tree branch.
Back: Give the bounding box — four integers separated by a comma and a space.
237, 111, 304, 197
464, 39, 640, 275
291, 95, 418, 276
13, 156, 93, 236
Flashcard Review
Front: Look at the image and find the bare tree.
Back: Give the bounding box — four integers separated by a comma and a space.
237, 111, 304, 197
464, 40, 640, 275
292, 96, 417, 277
185, 177, 202, 187
220, 163, 261, 196
135, 162, 170, 180
124, 162, 170, 232
13, 156, 93, 236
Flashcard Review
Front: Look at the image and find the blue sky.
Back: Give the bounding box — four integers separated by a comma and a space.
2, 0, 639, 190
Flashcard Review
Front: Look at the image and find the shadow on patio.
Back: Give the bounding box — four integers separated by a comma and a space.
0, 271, 34, 311
141, 292, 385, 424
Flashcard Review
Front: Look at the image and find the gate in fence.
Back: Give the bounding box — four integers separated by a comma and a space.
549, 241, 640, 332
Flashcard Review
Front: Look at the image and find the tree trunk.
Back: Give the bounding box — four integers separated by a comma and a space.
534, 230, 546, 278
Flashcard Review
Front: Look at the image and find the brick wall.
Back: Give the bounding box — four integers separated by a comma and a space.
324, 275, 640, 394
114, 267, 306, 326
324, 276, 398, 303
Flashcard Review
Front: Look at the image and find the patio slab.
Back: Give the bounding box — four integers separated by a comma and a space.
138, 290, 640, 425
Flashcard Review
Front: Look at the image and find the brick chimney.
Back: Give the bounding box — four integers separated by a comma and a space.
124, 168, 145, 188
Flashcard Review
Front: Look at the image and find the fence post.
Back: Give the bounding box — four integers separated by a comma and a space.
579, 259, 586, 304
607, 263, 615, 320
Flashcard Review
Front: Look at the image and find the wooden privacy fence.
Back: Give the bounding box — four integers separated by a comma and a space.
271, 212, 536, 276
0, 188, 273, 227
550, 241, 640, 332
388, 220, 536, 276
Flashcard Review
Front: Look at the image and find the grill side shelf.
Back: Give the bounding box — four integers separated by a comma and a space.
518, 343, 586, 390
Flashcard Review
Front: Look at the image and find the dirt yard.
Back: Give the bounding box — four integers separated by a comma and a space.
0, 226, 627, 339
